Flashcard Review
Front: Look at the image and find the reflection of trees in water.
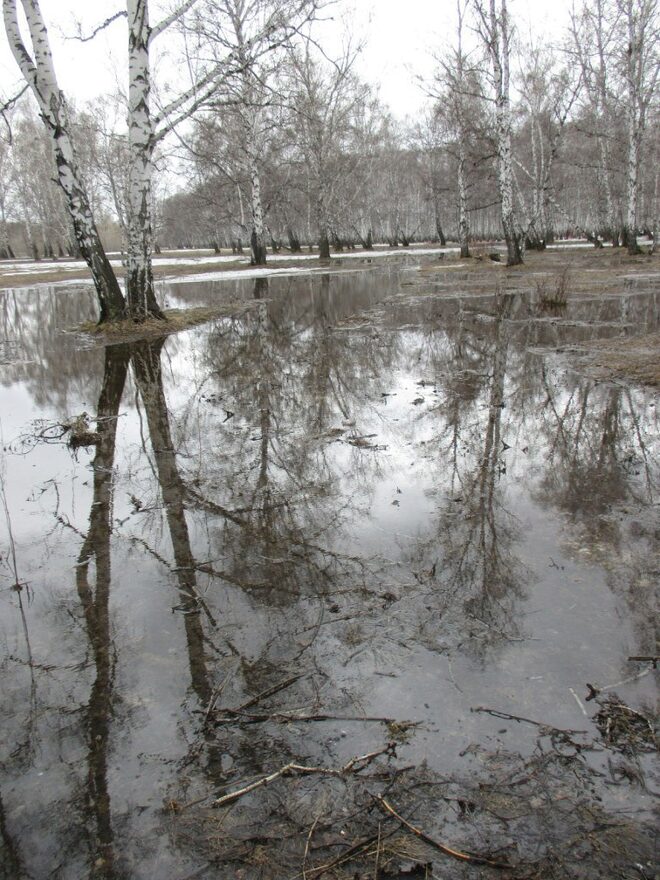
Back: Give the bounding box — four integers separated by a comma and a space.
0, 286, 100, 410
2, 278, 658, 877
0, 285, 188, 416
75, 345, 129, 879
534, 372, 659, 660
536, 377, 653, 526
196, 275, 401, 604
393, 289, 658, 659
132, 340, 213, 705
0, 338, 221, 878
0, 790, 25, 880
410, 296, 527, 657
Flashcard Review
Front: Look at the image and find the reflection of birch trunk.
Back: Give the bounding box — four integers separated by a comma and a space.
476, 298, 510, 600
310, 275, 339, 429
434, 297, 520, 649
76, 345, 130, 878
131, 340, 211, 704
0, 789, 26, 878
597, 388, 620, 470
251, 297, 271, 497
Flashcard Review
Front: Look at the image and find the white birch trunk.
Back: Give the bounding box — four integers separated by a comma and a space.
246, 114, 267, 265
626, 120, 641, 253
457, 145, 470, 257
621, 0, 656, 256
127, 0, 163, 319
598, 138, 618, 243
2, 0, 125, 320
317, 177, 330, 259
486, 0, 522, 264
229, 0, 267, 267
0, 196, 12, 258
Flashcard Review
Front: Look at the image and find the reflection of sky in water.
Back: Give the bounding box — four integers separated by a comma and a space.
0, 268, 658, 878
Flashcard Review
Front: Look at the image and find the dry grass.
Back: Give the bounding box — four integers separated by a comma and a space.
536, 266, 571, 310
571, 331, 660, 387
76, 305, 249, 344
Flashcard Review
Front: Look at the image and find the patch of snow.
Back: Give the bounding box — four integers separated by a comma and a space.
163, 266, 331, 284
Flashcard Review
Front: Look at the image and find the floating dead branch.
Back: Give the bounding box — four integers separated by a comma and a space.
374, 795, 513, 869
472, 706, 587, 735
212, 742, 396, 809
211, 710, 402, 726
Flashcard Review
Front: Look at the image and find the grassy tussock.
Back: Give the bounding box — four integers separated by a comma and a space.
77, 306, 245, 342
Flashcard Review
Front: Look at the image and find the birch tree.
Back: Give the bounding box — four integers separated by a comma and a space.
0, 125, 15, 258
432, 0, 485, 257
3, 0, 229, 321
515, 43, 580, 247
473, 0, 523, 264
570, 0, 623, 244
195, 0, 322, 265
124, 0, 214, 320
285, 42, 368, 259
3, 0, 126, 320
617, 0, 659, 254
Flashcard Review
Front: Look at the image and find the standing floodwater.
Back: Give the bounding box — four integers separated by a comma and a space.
0, 262, 658, 879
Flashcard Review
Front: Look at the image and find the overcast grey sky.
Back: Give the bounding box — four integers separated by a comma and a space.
1, 0, 573, 120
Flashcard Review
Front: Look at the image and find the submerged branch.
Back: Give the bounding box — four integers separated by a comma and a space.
374, 795, 513, 869
213, 743, 396, 808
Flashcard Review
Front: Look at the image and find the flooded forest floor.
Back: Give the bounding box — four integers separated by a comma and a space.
0, 246, 658, 879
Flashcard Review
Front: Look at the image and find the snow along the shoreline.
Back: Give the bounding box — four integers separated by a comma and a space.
0, 245, 461, 277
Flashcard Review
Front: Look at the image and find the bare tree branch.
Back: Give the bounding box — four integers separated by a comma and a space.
151, 0, 199, 43
71, 10, 127, 43
0, 84, 28, 115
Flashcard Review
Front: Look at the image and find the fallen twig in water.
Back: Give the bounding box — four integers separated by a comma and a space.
472, 706, 586, 734
212, 710, 398, 725
214, 743, 395, 808
374, 795, 513, 869
302, 814, 320, 880
225, 673, 305, 714
297, 828, 386, 879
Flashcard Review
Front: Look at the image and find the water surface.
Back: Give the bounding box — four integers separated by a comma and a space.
1, 264, 658, 878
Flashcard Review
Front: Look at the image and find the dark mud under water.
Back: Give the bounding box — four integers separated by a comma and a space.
0, 262, 658, 879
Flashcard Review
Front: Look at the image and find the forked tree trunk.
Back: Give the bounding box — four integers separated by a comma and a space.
127, 0, 164, 320
3, 0, 126, 322
287, 227, 301, 252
